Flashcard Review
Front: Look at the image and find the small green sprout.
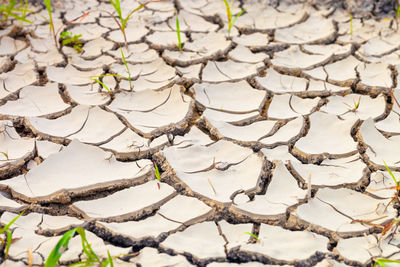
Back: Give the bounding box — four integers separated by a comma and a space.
222, 0, 245, 35
373, 258, 400, 267
349, 7, 353, 35
176, 15, 182, 51
153, 160, 161, 182
0, 210, 25, 260
60, 31, 83, 53
92, 78, 111, 94
244, 232, 259, 242
344, 96, 361, 113
396, 5, 400, 29
91, 47, 132, 92
120, 47, 132, 90
109, 0, 158, 48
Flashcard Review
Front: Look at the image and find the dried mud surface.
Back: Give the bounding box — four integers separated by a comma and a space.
1, 0, 400, 266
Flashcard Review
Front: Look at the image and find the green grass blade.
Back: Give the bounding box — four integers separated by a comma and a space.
109, 0, 122, 22
232, 8, 245, 25
153, 160, 161, 182
100, 250, 114, 267
176, 15, 182, 51
396, 5, 400, 21
44, 228, 77, 267
44, 0, 52, 21
0, 210, 25, 235
222, 0, 232, 33
120, 47, 132, 90
76, 227, 100, 262
383, 161, 399, 185
122, 1, 155, 29
244, 232, 259, 241
4, 230, 12, 259
374, 258, 400, 267
7, 11, 32, 23
92, 79, 110, 93
349, 8, 353, 35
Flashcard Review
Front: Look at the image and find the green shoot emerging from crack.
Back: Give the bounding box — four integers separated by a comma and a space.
91, 47, 132, 93
120, 47, 132, 90
0, 210, 25, 260
60, 31, 83, 53
44, 227, 128, 267
176, 14, 182, 51
153, 160, 161, 182
44, 0, 57, 48
222, 0, 245, 35
349, 7, 353, 35
109, 0, 158, 48
373, 258, 400, 267
0, 0, 32, 25
244, 232, 259, 242
344, 96, 361, 112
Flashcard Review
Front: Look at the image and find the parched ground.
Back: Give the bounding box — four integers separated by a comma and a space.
1, 0, 400, 266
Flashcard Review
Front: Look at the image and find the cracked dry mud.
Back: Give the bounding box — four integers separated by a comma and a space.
1, 0, 400, 266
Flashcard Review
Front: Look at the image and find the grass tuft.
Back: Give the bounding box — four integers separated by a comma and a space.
60, 31, 83, 53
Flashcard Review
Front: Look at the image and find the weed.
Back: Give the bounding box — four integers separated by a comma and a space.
120, 47, 132, 90
0, 210, 25, 260
60, 31, 83, 53
109, 0, 158, 48
91, 47, 132, 92
44, 0, 57, 48
344, 95, 361, 112
176, 14, 182, 51
0, 0, 31, 25
373, 258, 400, 267
244, 232, 259, 242
222, 0, 245, 35
92, 78, 111, 94
349, 7, 353, 35
153, 160, 161, 182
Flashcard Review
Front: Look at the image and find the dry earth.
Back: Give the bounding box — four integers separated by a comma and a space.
1, 0, 400, 266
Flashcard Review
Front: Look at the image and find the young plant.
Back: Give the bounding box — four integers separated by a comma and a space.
244, 232, 259, 242
120, 46, 132, 90
153, 160, 161, 182
344, 95, 361, 113
176, 15, 182, 51
44, 227, 101, 267
0, 210, 25, 260
0, 0, 32, 24
91, 47, 132, 93
222, 0, 245, 35
109, 0, 158, 48
44, 0, 57, 48
349, 7, 353, 35
60, 31, 83, 53
374, 258, 400, 267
